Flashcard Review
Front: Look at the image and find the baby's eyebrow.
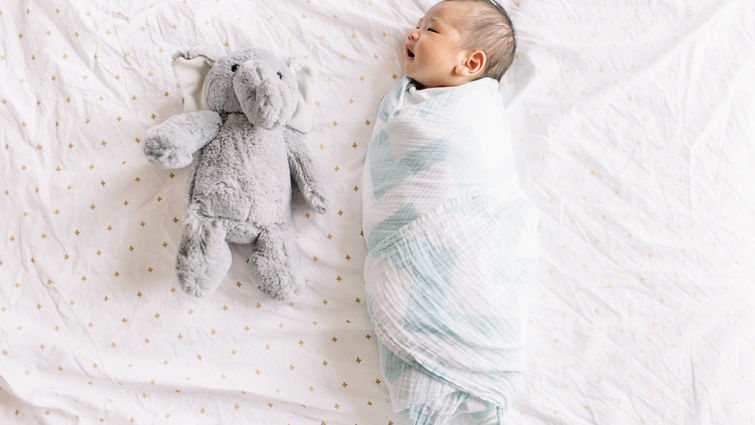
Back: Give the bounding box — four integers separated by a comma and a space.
417, 16, 441, 27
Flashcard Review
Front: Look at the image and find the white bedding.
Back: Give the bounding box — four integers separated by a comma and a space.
1, 1, 754, 424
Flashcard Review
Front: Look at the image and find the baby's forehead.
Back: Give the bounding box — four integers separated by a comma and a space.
421, 2, 472, 29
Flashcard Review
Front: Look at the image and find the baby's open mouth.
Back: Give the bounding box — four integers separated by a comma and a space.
407, 48, 415, 58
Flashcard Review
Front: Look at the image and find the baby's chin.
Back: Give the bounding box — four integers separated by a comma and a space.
402, 61, 413, 78
403, 66, 423, 86
404, 73, 433, 89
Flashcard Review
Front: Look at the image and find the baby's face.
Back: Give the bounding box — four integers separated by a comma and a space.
403, 2, 468, 88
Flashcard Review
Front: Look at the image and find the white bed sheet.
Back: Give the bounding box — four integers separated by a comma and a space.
1, 1, 754, 424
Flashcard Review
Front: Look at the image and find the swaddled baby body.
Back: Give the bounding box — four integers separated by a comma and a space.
362, 1, 538, 424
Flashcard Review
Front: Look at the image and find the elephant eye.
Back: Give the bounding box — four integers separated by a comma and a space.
231, 64, 239, 72
277, 71, 283, 79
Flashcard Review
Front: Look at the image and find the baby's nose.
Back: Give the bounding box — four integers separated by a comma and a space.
408, 29, 419, 40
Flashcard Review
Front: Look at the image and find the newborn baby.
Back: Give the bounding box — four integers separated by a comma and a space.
403, 0, 516, 89
362, 1, 538, 424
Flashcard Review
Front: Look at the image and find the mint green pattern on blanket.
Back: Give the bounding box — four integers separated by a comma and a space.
367, 129, 452, 200
365, 203, 418, 252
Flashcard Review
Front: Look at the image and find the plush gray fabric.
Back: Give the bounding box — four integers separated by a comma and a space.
144, 48, 328, 299
144, 111, 222, 169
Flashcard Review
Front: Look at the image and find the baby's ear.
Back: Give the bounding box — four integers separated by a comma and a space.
458, 50, 486, 77
172, 49, 216, 112
286, 57, 318, 133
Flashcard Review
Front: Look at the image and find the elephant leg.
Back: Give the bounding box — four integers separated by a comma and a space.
250, 224, 300, 300
176, 210, 232, 297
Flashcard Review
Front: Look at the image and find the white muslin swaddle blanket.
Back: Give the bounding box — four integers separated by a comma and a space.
362, 76, 539, 424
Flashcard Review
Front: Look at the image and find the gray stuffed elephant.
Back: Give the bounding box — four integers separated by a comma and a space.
143, 47, 327, 300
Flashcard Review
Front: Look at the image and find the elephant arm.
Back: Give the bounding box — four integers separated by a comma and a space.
283, 126, 328, 213
144, 110, 222, 169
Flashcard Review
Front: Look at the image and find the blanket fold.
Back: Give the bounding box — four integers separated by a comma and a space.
362, 77, 538, 425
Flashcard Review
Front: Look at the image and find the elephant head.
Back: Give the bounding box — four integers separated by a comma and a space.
172, 47, 316, 131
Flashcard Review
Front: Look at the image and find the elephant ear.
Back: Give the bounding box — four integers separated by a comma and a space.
287, 57, 317, 133
172, 50, 215, 112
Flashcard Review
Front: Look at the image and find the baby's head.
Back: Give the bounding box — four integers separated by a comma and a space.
403, 0, 516, 88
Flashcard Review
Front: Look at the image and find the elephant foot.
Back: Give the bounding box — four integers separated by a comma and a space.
176, 213, 232, 297
250, 224, 300, 300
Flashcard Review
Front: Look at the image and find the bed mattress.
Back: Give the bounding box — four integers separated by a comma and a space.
1, 0, 753, 424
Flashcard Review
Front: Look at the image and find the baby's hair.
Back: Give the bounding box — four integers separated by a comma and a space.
444, 0, 516, 81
